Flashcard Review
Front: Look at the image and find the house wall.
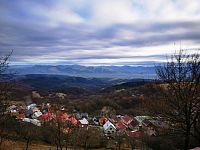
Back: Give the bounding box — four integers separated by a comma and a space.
105, 126, 116, 134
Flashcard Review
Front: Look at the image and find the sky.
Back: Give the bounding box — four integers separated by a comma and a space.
0, 0, 200, 66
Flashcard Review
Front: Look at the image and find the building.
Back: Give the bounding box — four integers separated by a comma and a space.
122, 115, 133, 125
116, 120, 127, 132
128, 119, 139, 130
110, 115, 120, 123
142, 119, 156, 136
103, 121, 116, 135
134, 116, 152, 124
99, 117, 108, 125
32, 111, 42, 119
79, 118, 89, 127
76, 112, 89, 119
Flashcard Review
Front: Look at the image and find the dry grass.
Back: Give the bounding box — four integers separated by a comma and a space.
0, 140, 58, 150
0, 140, 110, 150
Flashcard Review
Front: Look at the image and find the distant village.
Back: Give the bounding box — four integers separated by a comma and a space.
6, 90, 169, 144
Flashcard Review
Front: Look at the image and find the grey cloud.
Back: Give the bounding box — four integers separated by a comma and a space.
0, 0, 200, 65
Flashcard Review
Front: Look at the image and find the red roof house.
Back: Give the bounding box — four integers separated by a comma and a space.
111, 115, 119, 123
99, 117, 108, 125
122, 115, 133, 125
116, 120, 127, 132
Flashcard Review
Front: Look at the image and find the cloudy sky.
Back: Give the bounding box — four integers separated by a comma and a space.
0, 0, 200, 66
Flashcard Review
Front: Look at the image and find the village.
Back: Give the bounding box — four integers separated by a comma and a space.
6, 93, 170, 149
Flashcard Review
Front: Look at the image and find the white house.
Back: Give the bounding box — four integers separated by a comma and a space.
30, 119, 41, 126
22, 118, 41, 126
23, 118, 31, 123
27, 103, 36, 110
103, 121, 116, 135
79, 118, 89, 127
32, 111, 42, 119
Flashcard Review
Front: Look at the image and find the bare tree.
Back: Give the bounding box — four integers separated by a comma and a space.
63, 120, 76, 150
0, 51, 13, 102
75, 127, 105, 150
115, 132, 126, 150
0, 51, 13, 145
13, 121, 38, 150
126, 134, 136, 150
151, 50, 200, 149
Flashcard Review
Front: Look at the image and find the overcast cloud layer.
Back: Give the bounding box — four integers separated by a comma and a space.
0, 0, 200, 66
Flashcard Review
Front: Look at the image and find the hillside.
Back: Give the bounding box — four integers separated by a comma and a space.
12, 74, 129, 91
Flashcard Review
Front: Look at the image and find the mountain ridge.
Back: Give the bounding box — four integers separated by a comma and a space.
8, 65, 156, 79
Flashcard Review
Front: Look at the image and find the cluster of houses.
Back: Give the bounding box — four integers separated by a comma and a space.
7, 103, 168, 138
98, 114, 168, 138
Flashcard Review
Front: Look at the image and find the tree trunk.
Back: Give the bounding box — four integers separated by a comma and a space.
25, 137, 30, 150
57, 123, 62, 150
118, 144, 121, 150
65, 140, 67, 150
59, 143, 62, 150
84, 144, 87, 150
184, 131, 190, 150
131, 144, 134, 150
0, 136, 3, 145
84, 140, 87, 150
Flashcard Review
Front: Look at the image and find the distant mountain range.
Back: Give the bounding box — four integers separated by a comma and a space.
8, 65, 156, 79
11, 74, 152, 92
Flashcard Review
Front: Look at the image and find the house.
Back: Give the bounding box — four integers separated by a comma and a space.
23, 117, 41, 126
30, 119, 41, 126
32, 111, 42, 119
103, 121, 116, 135
148, 119, 169, 135
76, 112, 89, 119
27, 103, 36, 110
134, 116, 152, 124
142, 119, 156, 136
99, 117, 108, 125
116, 120, 127, 132
16, 114, 25, 120
33, 107, 40, 112
116, 115, 123, 120
10, 109, 17, 113
128, 119, 139, 130
23, 118, 31, 123
79, 118, 89, 127
18, 108, 26, 114
7, 105, 17, 112
92, 117, 99, 125
110, 115, 119, 123
122, 115, 133, 125
10, 109, 19, 116
149, 119, 168, 129
25, 109, 34, 118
